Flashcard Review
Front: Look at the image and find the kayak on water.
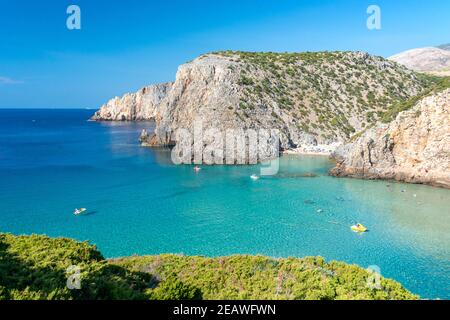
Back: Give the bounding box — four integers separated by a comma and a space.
351, 223, 368, 233
74, 208, 87, 215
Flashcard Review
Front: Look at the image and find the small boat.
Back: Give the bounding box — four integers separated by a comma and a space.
351, 223, 368, 233
74, 208, 87, 215
250, 174, 259, 180
194, 166, 201, 172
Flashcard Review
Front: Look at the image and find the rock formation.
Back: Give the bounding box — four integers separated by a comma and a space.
92, 51, 431, 163
149, 52, 427, 149
330, 89, 450, 188
90, 83, 172, 121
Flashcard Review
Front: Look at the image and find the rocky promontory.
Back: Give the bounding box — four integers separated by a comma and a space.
92, 51, 431, 162
330, 89, 450, 188
90, 83, 172, 121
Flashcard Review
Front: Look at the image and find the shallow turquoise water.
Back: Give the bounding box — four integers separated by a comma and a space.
0, 109, 449, 299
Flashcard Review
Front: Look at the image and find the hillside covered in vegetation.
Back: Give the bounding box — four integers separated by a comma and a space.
379, 75, 449, 123
213, 50, 430, 140
93, 51, 434, 157
0, 233, 417, 300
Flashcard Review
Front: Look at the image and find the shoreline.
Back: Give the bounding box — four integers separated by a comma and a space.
330, 165, 450, 189
282, 143, 341, 157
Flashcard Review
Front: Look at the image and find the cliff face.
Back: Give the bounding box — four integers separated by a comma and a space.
142, 52, 428, 150
148, 54, 245, 147
90, 83, 172, 121
330, 89, 450, 188
92, 51, 431, 162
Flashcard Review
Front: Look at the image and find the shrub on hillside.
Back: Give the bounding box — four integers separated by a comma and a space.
0, 233, 418, 300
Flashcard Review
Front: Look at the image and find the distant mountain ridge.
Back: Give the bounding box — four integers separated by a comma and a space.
389, 45, 450, 76
437, 43, 450, 51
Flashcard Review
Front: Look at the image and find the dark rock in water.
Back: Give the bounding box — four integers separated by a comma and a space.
300, 173, 318, 178
140, 129, 175, 147
139, 129, 150, 142
278, 172, 318, 178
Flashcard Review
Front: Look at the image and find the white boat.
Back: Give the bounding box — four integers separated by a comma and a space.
74, 208, 87, 215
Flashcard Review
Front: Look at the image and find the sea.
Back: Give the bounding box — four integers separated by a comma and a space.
0, 109, 449, 299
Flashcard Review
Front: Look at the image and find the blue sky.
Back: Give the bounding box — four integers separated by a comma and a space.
0, 0, 449, 108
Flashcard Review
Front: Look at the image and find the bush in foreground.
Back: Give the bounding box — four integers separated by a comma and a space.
0, 233, 418, 300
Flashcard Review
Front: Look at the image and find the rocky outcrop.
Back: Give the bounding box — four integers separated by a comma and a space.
389, 47, 450, 76
330, 89, 450, 188
140, 52, 427, 152
92, 51, 432, 163
91, 83, 172, 121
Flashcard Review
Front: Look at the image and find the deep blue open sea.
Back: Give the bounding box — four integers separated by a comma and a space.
0, 109, 449, 299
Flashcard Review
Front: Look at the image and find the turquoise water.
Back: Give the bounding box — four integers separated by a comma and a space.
0, 109, 449, 299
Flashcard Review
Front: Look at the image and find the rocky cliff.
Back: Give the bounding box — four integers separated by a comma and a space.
330, 89, 450, 188
92, 51, 433, 162
148, 51, 428, 150
90, 83, 172, 121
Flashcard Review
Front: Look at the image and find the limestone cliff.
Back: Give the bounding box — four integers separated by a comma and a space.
92, 51, 433, 162
90, 83, 172, 121
330, 89, 450, 188
142, 51, 428, 150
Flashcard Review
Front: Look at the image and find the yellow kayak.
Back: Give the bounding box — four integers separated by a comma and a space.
351, 224, 368, 233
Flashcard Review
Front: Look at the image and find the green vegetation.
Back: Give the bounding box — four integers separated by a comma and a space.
380, 76, 450, 123
238, 75, 254, 86
0, 233, 151, 300
209, 50, 430, 140
0, 233, 418, 300
115, 254, 418, 300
